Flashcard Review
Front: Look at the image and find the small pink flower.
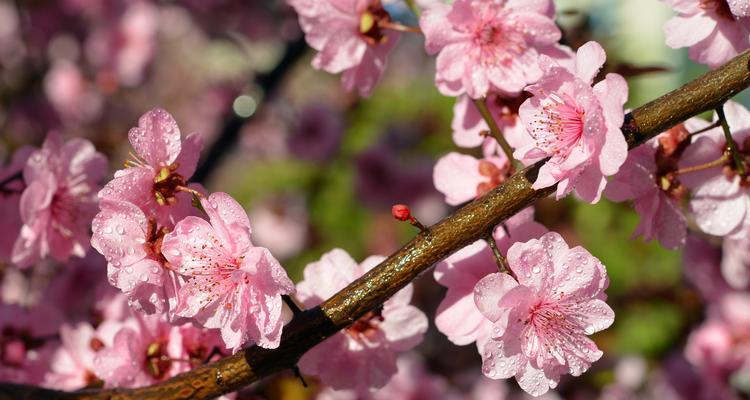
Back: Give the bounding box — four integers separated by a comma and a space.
679, 101, 750, 237
93, 314, 181, 388
161, 192, 295, 352
370, 354, 461, 400
663, 0, 750, 68
12, 132, 107, 268
516, 41, 628, 203
420, 0, 560, 98
288, 0, 400, 97
451, 94, 533, 155
0, 146, 33, 261
474, 232, 613, 396
605, 120, 708, 249
91, 199, 183, 318
44, 321, 122, 390
434, 208, 546, 347
99, 108, 203, 228
297, 249, 428, 393
433, 152, 510, 205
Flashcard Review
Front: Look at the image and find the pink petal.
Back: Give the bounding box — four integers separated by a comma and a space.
691, 175, 746, 236
474, 273, 520, 322
174, 132, 203, 179
664, 14, 717, 48
574, 41, 607, 85
128, 108, 182, 167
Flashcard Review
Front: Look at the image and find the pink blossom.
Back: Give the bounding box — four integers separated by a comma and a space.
515, 41, 628, 203
91, 199, 183, 318
44, 321, 122, 390
663, 0, 750, 68
474, 231, 613, 396
0, 303, 61, 385
729, 0, 750, 16
287, 0, 400, 97
434, 208, 547, 347
420, 0, 560, 98
93, 314, 180, 388
43, 61, 102, 123
451, 94, 533, 155
370, 354, 461, 400
433, 152, 510, 205
605, 120, 709, 249
12, 132, 107, 268
99, 108, 203, 228
297, 249, 428, 393
682, 234, 730, 303
248, 195, 308, 260
679, 101, 750, 237
0, 146, 33, 261
161, 192, 295, 352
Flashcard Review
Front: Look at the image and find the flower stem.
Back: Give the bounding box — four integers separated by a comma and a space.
687, 120, 721, 139
674, 153, 729, 175
405, 0, 420, 16
474, 98, 516, 171
380, 21, 422, 34
716, 104, 746, 175
282, 294, 304, 316
485, 233, 508, 274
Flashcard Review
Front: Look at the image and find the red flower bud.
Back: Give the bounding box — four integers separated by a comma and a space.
391, 204, 412, 222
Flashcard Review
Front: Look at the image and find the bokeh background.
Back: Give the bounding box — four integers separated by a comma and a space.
1, 0, 748, 398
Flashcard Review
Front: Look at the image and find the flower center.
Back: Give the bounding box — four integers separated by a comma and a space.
532, 94, 585, 155
359, 1, 391, 46
0, 327, 45, 368
522, 301, 585, 361
145, 218, 171, 266
476, 160, 509, 197
470, 11, 527, 66
144, 341, 172, 379
655, 124, 690, 199
700, 0, 735, 20
153, 165, 186, 206
346, 307, 384, 341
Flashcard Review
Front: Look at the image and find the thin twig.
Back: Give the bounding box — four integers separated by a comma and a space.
282, 295, 303, 316
485, 233, 508, 274
674, 153, 729, 175
716, 104, 746, 175
473, 98, 516, 171
687, 120, 721, 139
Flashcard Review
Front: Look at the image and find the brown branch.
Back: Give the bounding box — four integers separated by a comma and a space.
3, 51, 750, 400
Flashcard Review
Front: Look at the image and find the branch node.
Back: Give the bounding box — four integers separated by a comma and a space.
282, 295, 304, 316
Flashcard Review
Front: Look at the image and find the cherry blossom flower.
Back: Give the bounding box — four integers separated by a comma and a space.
287, 0, 400, 97
663, 0, 750, 68
93, 314, 181, 388
91, 199, 183, 318
0, 146, 33, 261
12, 132, 107, 268
44, 321, 123, 390
605, 120, 709, 249
474, 232, 613, 396
433, 152, 510, 205
370, 354, 461, 400
297, 249, 428, 393
43, 61, 102, 123
161, 192, 295, 352
434, 208, 546, 347
99, 108, 203, 228
679, 101, 750, 237
420, 0, 560, 98
451, 94, 532, 155
515, 41, 628, 203
0, 303, 61, 385
729, 0, 750, 16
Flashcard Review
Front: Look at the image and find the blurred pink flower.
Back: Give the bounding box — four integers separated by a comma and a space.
162, 192, 295, 352
99, 108, 203, 228
297, 249, 428, 394
370, 354, 461, 400
434, 208, 547, 347
93, 314, 181, 388
43, 61, 102, 123
679, 101, 750, 237
722, 229, 750, 289
12, 132, 107, 268
663, 0, 750, 68
605, 120, 709, 249
474, 231, 613, 396
420, 0, 560, 98
288, 0, 400, 97
515, 41, 628, 203
433, 153, 510, 205
729, 0, 750, 16
451, 94, 532, 155
248, 196, 308, 260
0, 303, 61, 385
0, 146, 33, 261
91, 199, 182, 318
44, 321, 122, 390
682, 234, 730, 303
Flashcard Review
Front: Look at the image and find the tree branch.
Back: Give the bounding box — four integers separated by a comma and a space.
3, 51, 750, 400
